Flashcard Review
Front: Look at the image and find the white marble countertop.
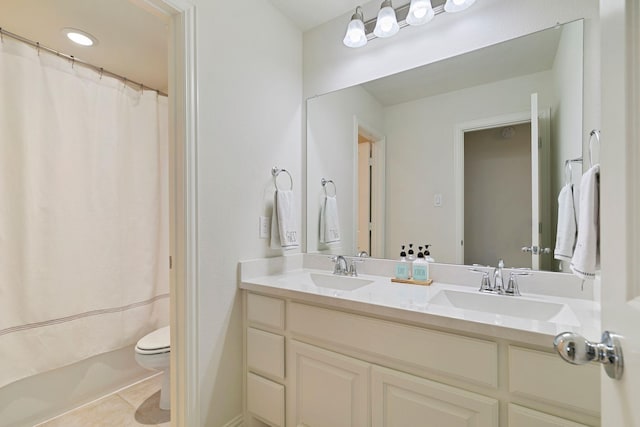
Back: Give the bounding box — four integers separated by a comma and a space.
239, 255, 601, 348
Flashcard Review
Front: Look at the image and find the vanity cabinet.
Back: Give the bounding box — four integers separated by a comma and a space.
243, 290, 600, 427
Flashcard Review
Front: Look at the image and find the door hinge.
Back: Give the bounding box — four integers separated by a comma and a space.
368, 158, 373, 167
538, 137, 542, 148
539, 222, 542, 234
169, 256, 173, 269
368, 222, 373, 231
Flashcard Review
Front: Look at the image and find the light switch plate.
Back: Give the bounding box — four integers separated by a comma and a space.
434, 193, 443, 207
259, 216, 270, 239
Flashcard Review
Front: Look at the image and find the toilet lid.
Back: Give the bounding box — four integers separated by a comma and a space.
136, 326, 170, 354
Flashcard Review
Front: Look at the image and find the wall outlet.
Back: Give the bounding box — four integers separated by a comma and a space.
434, 193, 443, 207
259, 216, 271, 239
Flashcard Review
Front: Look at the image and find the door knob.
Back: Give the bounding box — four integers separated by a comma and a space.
521, 246, 552, 255
553, 331, 623, 380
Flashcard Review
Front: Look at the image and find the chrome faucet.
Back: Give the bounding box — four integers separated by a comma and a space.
331, 255, 349, 275
493, 259, 505, 294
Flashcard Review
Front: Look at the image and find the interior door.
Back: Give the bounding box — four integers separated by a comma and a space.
530, 93, 540, 270
600, 0, 640, 424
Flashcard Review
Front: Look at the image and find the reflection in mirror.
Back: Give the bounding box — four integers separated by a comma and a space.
306, 20, 584, 272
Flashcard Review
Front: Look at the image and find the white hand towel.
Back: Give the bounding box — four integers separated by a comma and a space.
320, 195, 341, 245
570, 165, 600, 280
270, 190, 300, 250
554, 184, 577, 261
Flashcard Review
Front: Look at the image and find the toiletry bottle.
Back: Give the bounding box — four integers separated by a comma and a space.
423, 244, 434, 280
407, 243, 415, 278
395, 246, 410, 280
424, 244, 434, 262
413, 247, 428, 281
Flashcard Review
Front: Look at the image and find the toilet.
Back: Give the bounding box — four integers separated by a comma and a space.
134, 326, 170, 410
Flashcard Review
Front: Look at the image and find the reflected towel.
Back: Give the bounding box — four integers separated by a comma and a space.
270, 190, 299, 250
570, 165, 600, 280
554, 184, 577, 261
320, 195, 341, 245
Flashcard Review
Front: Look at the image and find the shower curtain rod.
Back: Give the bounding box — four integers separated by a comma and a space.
0, 27, 168, 97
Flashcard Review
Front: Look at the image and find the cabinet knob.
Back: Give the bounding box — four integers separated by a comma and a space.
553, 331, 623, 380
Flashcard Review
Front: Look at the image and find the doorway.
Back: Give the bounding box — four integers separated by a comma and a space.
463, 123, 533, 267
355, 121, 386, 258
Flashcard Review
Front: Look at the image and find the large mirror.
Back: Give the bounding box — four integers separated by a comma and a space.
306, 20, 584, 272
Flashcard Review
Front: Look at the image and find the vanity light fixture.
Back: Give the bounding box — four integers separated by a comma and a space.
406, 0, 435, 26
444, 0, 476, 13
343, 6, 368, 48
373, 0, 400, 38
62, 28, 98, 47
343, 0, 476, 48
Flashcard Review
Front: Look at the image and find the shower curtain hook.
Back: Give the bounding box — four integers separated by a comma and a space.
70, 55, 75, 69
36, 42, 40, 56
1, 28, 4, 43
99, 68, 104, 80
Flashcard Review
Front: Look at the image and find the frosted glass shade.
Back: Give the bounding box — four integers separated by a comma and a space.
444, 0, 476, 13
406, 0, 435, 26
343, 18, 367, 48
373, 5, 399, 38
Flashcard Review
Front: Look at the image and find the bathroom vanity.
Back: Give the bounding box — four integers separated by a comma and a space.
240, 255, 600, 427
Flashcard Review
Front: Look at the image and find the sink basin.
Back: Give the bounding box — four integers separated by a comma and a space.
429, 289, 579, 324
310, 273, 374, 291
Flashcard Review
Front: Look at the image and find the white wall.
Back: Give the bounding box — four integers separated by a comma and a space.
192, 0, 302, 425
306, 85, 383, 255
384, 71, 553, 262
550, 20, 585, 272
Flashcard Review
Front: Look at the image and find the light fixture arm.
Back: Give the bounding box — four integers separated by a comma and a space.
364, 0, 446, 40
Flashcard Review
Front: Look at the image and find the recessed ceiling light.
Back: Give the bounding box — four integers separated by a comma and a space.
61, 28, 98, 47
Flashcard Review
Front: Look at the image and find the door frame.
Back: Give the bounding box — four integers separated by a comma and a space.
453, 109, 550, 265
145, 0, 198, 426
353, 117, 386, 258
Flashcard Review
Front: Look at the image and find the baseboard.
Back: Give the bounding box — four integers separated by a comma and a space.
222, 414, 243, 427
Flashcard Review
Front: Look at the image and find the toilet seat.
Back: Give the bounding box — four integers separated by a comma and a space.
135, 326, 170, 355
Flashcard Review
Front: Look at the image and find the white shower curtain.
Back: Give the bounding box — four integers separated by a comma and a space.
0, 37, 169, 387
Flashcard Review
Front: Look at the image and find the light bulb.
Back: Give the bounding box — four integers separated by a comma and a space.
373, 1, 399, 38
406, 0, 434, 26
343, 8, 367, 48
444, 0, 476, 13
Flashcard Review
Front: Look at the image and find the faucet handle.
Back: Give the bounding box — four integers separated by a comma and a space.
505, 270, 530, 296
469, 267, 493, 292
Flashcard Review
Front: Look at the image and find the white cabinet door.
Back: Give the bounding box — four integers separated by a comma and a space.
288, 340, 369, 427
371, 366, 498, 427
508, 404, 589, 427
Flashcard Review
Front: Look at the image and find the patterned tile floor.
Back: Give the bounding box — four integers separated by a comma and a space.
37, 374, 170, 427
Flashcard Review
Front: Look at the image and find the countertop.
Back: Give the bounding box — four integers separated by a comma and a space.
239, 255, 601, 348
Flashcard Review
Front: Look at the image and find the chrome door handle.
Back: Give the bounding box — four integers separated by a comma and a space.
553, 331, 624, 380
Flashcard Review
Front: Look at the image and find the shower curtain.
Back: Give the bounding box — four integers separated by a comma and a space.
0, 37, 169, 387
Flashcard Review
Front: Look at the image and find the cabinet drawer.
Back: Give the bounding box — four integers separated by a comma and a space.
247, 293, 285, 330
508, 346, 600, 414
508, 404, 590, 427
247, 373, 285, 427
372, 365, 499, 427
247, 327, 285, 380
289, 302, 498, 388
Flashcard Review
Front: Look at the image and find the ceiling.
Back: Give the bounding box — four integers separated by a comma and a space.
0, 0, 169, 92
269, 0, 363, 31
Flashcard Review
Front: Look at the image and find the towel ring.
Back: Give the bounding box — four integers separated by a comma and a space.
321, 178, 337, 197
272, 166, 293, 191
589, 129, 600, 167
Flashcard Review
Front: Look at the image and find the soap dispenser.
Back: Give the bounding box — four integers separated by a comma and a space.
395, 245, 410, 280
424, 244, 434, 263
406, 243, 416, 278
412, 246, 428, 281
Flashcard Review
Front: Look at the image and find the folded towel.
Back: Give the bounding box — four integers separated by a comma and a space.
554, 184, 577, 261
270, 190, 299, 250
570, 165, 600, 279
320, 195, 341, 245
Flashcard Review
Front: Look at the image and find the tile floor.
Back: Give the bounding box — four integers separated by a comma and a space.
37, 374, 170, 427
